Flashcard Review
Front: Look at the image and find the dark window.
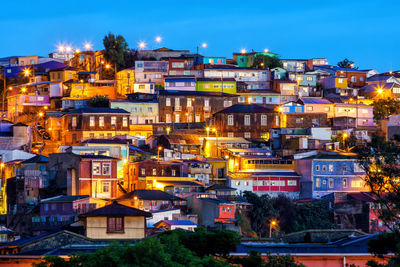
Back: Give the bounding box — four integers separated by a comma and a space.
107, 216, 124, 233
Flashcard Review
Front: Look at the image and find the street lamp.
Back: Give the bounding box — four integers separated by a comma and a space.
269, 219, 277, 238
139, 42, 146, 49
166, 127, 171, 135
201, 43, 207, 48
84, 43, 92, 50
264, 49, 269, 53
157, 146, 163, 161
342, 132, 348, 150
206, 127, 210, 137
24, 69, 31, 77
241, 49, 246, 54
65, 46, 72, 53
155, 36, 162, 43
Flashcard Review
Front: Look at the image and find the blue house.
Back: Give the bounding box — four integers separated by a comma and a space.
295, 152, 367, 199
282, 101, 304, 113
299, 73, 317, 87
202, 56, 226, 65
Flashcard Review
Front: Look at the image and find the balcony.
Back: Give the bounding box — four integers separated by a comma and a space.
190, 167, 212, 174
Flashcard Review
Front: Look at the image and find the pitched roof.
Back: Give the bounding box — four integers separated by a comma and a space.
79, 155, 119, 160
159, 90, 235, 97
119, 190, 185, 201
82, 202, 151, 217
201, 198, 233, 204
361, 83, 395, 93
206, 184, 236, 191
157, 220, 197, 226
21, 155, 49, 164
298, 97, 332, 104
216, 104, 275, 114
196, 77, 236, 82
83, 138, 129, 145
162, 134, 201, 145
41, 195, 89, 203
65, 108, 129, 114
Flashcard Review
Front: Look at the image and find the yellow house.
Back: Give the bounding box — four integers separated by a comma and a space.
116, 68, 135, 96
49, 67, 78, 82
82, 201, 151, 239
70, 81, 117, 100
206, 158, 228, 184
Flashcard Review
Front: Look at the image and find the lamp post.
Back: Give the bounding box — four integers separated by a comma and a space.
206, 127, 210, 137
157, 146, 163, 162
269, 219, 277, 238
212, 128, 219, 157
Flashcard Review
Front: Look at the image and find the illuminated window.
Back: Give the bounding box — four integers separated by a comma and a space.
111, 116, 116, 126
329, 165, 333, 172
307, 106, 313, 111
99, 116, 104, 127
172, 169, 176, 176
90, 116, 95, 127
244, 132, 251, 138
175, 97, 180, 107
72, 117, 77, 127
166, 114, 171, 123
287, 180, 297, 186
228, 132, 234, 138
187, 98, 192, 107
92, 163, 101, 175
123, 117, 128, 127
141, 168, 145, 176
204, 99, 210, 107
338, 78, 344, 83
166, 98, 171, 106
152, 169, 156, 175
175, 114, 180, 123
307, 76, 313, 81
316, 178, 321, 188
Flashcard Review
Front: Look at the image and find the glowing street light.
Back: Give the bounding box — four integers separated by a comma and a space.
0, 163, 4, 168
241, 49, 246, 54
139, 42, 146, 49
206, 127, 210, 137
75, 49, 80, 54
201, 43, 207, 48
269, 219, 277, 238
264, 49, 269, 53
58, 45, 65, 53
21, 87, 27, 93
38, 112, 44, 117
155, 36, 162, 43
23, 68, 31, 77
65, 46, 72, 53
84, 43, 92, 50
157, 146, 163, 161
166, 127, 171, 135
377, 88, 383, 94
105, 64, 111, 69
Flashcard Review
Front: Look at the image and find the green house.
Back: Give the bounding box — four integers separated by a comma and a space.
196, 78, 236, 94
233, 51, 279, 68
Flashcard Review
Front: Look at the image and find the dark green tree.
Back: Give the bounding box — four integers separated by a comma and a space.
354, 134, 400, 266
243, 191, 278, 237
87, 95, 110, 108
373, 98, 400, 122
292, 201, 334, 232
253, 55, 283, 69
337, 58, 358, 69
103, 33, 129, 71
230, 251, 305, 267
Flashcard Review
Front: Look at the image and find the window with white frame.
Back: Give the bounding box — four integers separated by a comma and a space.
90, 116, 95, 127
351, 180, 363, 188
316, 165, 320, 171
111, 116, 117, 126
102, 163, 111, 175
102, 182, 110, 193
316, 178, 321, 188
343, 178, 348, 188
175, 97, 180, 107
261, 115, 267, 126
123, 117, 128, 127
307, 106, 313, 111
329, 164, 333, 172
287, 180, 297, 186
244, 115, 250, 125
141, 168, 145, 176
329, 178, 334, 188
204, 99, 210, 107
175, 114, 180, 123
148, 107, 153, 113
228, 132, 234, 138
351, 76, 356, 82
152, 168, 156, 175
228, 115, 234, 126
72, 117, 77, 127
322, 165, 327, 171
187, 98, 192, 107
166, 114, 171, 123
244, 132, 251, 138
166, 98, 171, 106
92, 162, 101, 175
338, 78, 344, 83
99, 116, 104, 127
172, 169, 176, 176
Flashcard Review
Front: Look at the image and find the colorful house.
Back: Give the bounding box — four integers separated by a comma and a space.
295, 152, 368, 199
298, 97, 334, 118
164, 76, 196, 91
196, 78, 237, 94
202, 56, 226, 65
233, 51, 278, 68
82, 201, 151, 239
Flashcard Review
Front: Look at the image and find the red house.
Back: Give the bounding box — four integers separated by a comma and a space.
49, 153, 120, 199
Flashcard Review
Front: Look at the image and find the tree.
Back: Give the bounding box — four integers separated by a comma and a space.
87, 95, 110, 108
253, 55, 283, 69
292, 201, 334, 232
230, 251, 305, 267
103, 33, 129, 72
337, 58, 358, 69
355, 134, 400, 266
373, 98, 400, 122
243, 191, 278, 237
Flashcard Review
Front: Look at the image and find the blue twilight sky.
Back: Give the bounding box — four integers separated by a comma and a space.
1, 0, 399, 72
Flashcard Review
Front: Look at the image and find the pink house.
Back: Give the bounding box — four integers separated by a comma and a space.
334, 103, 374, 127
298, 97, 334, 118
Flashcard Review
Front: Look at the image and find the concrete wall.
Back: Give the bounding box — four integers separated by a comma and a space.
86, 216, 145, 239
